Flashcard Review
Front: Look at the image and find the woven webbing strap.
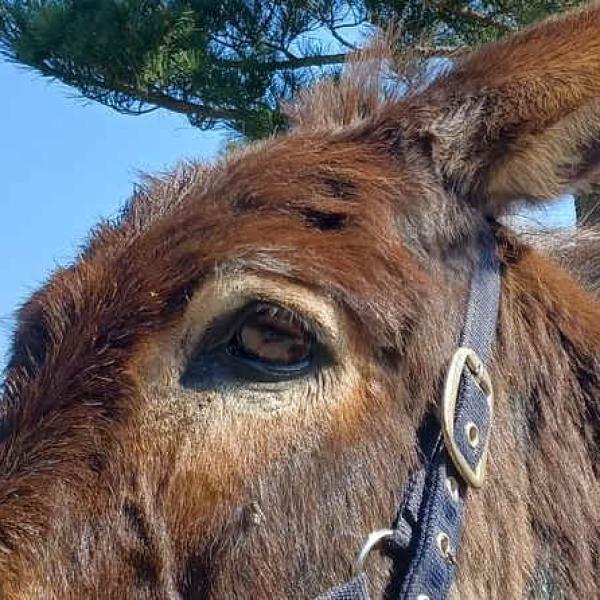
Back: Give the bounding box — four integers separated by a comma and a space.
316, 574, 370, 600
317, 226, 501, 600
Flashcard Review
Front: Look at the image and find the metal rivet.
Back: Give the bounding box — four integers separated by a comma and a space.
436, 532, 451, 558
446, 476, 459, 501
465, 422, 480, 448
416, 595, 430, 600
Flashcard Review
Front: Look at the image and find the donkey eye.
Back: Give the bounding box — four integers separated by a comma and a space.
181, 301, 328, 390
227, 304, 313, 370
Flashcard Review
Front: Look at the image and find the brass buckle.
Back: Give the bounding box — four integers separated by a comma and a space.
441, 347, 494, 489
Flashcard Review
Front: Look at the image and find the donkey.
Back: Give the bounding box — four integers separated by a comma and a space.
1, 5, 599, 599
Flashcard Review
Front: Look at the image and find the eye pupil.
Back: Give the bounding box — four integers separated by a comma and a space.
234, 307, 311, 366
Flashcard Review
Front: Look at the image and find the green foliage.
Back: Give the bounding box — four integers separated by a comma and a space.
0, 1, 587, 139
367, 0, 583, 45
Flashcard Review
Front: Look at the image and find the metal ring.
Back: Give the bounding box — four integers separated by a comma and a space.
355, 529, 395, 574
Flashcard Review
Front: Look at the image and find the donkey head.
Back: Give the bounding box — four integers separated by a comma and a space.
1, 5, 599, 598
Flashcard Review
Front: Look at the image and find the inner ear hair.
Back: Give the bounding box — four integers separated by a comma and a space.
404, 3, 600, 213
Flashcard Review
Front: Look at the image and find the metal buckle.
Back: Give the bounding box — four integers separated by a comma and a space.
442, 347, 494, 489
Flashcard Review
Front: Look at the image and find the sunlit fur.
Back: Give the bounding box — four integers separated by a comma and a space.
1, 5, 599, 598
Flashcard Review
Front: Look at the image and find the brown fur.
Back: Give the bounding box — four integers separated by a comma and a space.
1, 5, 599, 598
537, 227, 600, 295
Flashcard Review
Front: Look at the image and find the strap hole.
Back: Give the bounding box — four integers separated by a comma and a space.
436, 532, 451, 558
446, 476, 459, 501
465, 422, 480, 448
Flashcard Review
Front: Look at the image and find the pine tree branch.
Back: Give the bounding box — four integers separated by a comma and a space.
432, 1, 515, 33
119, 85, 247, 121
317, 6, 366, 51
222, 52, 349, 70
458, 6, 515, 32
222, 44, 467, 71
409, 45, 470, 59
109, 44, 466, 117
262, 40, 299, 61
35, 60, 248, 122
326, 25, 358, 50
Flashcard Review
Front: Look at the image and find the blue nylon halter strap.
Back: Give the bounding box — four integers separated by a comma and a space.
317, 226, 501, 600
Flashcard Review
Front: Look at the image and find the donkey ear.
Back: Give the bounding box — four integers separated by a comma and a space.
401, 4, 600, 213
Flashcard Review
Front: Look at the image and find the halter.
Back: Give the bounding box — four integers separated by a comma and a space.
317, 225, 501, 600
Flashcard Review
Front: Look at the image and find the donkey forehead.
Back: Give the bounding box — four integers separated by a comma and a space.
126, 133, 461, 274
9, 134, 432, 388
145, 135, 418, 230
121, 135, 431, 312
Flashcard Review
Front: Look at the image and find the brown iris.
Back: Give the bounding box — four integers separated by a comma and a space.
233, 305, 312, 366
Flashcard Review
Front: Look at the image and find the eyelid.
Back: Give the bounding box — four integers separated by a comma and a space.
225, 344, 316, 382
179, 275, 345, 366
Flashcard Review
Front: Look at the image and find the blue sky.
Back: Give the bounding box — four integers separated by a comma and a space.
0, 60, 575, 371
0, 60, 227, 369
